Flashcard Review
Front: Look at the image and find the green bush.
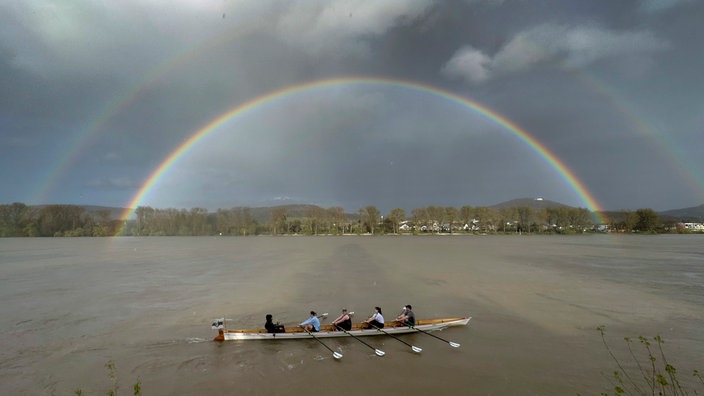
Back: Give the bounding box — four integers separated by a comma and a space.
596, 326, 703, 395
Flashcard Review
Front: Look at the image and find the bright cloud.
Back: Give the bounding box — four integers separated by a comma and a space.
441, 46, 492, 83
444, 23, 671, 83
274, 0, 433, 56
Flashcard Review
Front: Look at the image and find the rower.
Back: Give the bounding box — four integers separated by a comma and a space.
265, 314, 285, 333
363, 306, 384, 329
300, 311, 320, 332
331, 308, 352, 331
397, 305, 415, 326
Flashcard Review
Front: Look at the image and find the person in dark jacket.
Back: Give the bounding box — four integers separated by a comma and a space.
265, 314, 285, 333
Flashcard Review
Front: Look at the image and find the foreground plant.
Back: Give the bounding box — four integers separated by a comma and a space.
596, 325, 703, 395
74, 360, 141, 396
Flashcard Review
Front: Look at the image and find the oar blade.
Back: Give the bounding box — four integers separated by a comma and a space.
333, 351, 343, 360
411, 345, 423, 353
410, 324, 461, 348
374, 349, 385, 357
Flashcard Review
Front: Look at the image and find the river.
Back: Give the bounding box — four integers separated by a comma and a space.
1, 235, 702, 395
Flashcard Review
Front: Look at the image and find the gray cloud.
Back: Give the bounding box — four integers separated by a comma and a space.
1, 0, 702, 212
86, 177, 138, 190
639, 0, 694, 13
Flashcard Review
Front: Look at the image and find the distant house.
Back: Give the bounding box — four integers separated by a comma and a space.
418, 221, 440, 232
681, 223, 704, 231
462, 219, 479, 231
595, 224, 610, 232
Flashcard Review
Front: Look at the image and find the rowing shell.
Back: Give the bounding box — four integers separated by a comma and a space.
213, 317, 471, 341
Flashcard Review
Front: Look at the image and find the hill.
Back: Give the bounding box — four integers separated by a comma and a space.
491, 198, 571, 210
659, 204, 704, 222
243, 204, 341, 224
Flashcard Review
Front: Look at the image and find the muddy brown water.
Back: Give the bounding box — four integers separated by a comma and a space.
1, 235, 702, 395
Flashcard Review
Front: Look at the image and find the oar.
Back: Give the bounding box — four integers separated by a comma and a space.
369, 323, 422, 353
303, 328, 343, 360
335, 325, 385, 356
402, 322, 460, 348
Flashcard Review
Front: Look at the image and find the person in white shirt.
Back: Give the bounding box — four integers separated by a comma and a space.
363, 306, 384, 329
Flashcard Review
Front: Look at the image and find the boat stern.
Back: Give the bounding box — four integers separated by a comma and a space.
212, 318, 226, 341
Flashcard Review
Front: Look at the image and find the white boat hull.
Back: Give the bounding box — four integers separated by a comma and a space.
214, 317, 470, 341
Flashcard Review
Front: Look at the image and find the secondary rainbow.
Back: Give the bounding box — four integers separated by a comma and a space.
117, 77, 605, 232
30, 19, 270, 206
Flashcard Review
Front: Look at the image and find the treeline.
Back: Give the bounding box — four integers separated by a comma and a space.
0, 202, 683, 237
0, 203, 121, 237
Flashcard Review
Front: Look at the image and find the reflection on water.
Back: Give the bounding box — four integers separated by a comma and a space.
1, 235, 702, 395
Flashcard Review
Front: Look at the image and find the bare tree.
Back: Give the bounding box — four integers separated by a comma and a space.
305, 206, 326, 235
411, 207, 430, 233
459, 205, 474, 232
387, 208, 406, 234
426, 206, 446, 233
269, 207, 289, 235
474, 206, 498, 233
445, 206, 458, 234
516, 206, 533, 233
326, 207, 346, 234
362, 206, 380, 235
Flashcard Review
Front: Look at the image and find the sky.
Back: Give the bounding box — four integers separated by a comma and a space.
1, 0, 703, 215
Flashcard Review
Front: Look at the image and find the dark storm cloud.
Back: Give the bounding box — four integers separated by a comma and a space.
1, 0, 702, 212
